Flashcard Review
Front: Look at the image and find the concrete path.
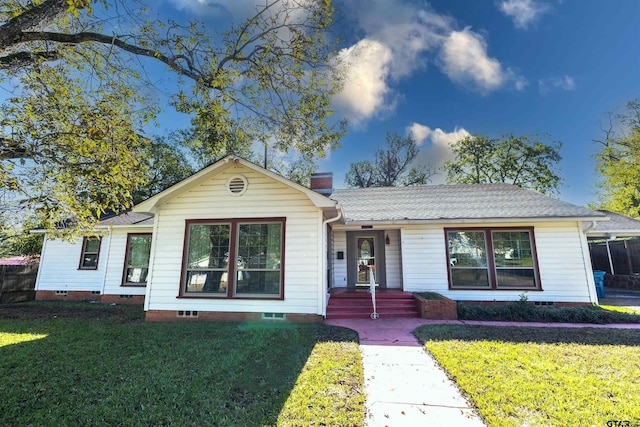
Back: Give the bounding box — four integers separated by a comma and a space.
601, 287, 640, 313
326, 317, 640, 426
326, 318, 486, 427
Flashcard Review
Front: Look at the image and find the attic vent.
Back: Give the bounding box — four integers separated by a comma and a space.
227, 175, 248, 196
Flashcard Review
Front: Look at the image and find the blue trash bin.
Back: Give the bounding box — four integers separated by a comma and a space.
593, 271, 605, 298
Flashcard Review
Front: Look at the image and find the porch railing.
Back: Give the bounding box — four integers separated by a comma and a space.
369, 266, 379, 319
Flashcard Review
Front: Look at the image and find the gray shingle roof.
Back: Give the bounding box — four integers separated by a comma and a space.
585, 210, 640, 235
331, 184, 604, 222
99, 212, 154, 226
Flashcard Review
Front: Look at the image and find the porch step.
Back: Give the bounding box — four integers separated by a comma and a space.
326, 290, 420, 319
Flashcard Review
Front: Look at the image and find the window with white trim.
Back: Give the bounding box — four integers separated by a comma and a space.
446, 228, 540, 290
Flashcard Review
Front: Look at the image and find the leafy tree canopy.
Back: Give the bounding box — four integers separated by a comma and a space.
593, 99, 640, 218
345, 132, 434, 188
131, 136, 195, 204
0, 0, 346, 235
0, 215, 44, 258
444, 134, 562, 195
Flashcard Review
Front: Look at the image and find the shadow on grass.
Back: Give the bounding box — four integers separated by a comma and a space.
0, 302, 359, 426
414, 323, 640, 346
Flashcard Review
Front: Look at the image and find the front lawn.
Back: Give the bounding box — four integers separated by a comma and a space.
0, 303, 364, 426
415, 325, 640, 427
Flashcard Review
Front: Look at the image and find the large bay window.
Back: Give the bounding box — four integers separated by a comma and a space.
181, 218, 285, 299
446, 228, 540, 290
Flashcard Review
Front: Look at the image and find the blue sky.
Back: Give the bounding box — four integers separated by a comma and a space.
157, 0, 639, 207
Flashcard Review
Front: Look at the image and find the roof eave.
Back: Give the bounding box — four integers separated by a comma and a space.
110, 223, 155, 229
586, 230, 640, 237
341, 216, 608, 226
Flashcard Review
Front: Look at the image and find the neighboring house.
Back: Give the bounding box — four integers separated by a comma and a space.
35, 156, 607, 321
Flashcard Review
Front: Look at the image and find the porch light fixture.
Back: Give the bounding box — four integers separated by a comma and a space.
385, 234, 390, 245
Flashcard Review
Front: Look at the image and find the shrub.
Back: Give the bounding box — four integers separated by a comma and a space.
457, 302, 640, 324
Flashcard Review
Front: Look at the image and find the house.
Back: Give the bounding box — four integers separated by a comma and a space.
34, 156, 607, 321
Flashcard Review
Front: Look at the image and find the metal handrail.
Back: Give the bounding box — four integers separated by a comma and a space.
369, 266, 379, 319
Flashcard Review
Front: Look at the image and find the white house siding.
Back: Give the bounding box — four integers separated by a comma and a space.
384, 229, 403, 288
102, 227, 153, 297
331, 229, 348, 288
35, 234, 111, 292
145, 166, 324, 315
401, 221, 596, 303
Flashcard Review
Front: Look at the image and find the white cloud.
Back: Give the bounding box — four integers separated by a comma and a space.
333, 39, 396, 126
332, 2, 450, 125
498, 0, 552, 29
438, 28, 525, 94
407, 123, 433, 146
334, 1, 525, 124
407, 123, 470, 183
538, 75, 576, 94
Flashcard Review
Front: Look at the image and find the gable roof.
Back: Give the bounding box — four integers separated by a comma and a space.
585, 210, 640, 237
133, 156, 336, 213
331, 184, 606, 224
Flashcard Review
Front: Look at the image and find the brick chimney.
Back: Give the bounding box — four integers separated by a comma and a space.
310, 172, 333, 196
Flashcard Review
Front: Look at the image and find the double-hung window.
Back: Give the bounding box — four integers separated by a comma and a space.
181, 218, 285, 299
79, 236, 101, 270
122, 233, 152, 286
446, 228, 540, 290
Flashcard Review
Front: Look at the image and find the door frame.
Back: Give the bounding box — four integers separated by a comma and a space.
346, 230, 386, 288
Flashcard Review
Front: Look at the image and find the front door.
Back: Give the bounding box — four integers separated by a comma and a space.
346, 230, 386, 288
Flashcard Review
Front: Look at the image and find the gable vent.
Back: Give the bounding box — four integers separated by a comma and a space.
227, 175, 248, 196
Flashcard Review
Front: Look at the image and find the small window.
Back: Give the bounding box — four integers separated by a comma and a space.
122, 233, 152, 286
79, 236, 101, 270
262, 312, 286, 321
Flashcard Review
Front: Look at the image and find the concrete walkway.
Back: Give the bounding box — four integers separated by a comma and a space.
325, 318, 486, 427
325, 317, 640, 427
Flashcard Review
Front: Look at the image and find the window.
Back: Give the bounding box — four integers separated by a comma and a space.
446, 228, 540, 290
181, 218, 285, 299
79, 236, 101, 270
122, 233, 152, 286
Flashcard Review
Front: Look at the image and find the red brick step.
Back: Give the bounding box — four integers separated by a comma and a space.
325, 289, 420, 319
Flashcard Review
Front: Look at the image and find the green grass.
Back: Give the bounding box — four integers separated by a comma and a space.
458, 301, 640, 323
601, 304, 640, 314
415, 325, 640, 427
0, 303, 364, 426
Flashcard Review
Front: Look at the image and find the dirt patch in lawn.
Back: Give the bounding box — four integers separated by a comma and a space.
0, 303, 144, 322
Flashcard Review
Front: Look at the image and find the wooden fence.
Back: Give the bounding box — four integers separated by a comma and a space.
589, 239, 640, 275
0, 264, 38, 303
